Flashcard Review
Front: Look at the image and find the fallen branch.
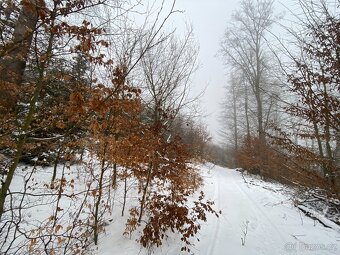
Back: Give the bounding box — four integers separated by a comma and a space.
296, 206, 331, 229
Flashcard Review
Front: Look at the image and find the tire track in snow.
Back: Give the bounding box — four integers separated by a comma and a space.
193, 166, 338, 255
207, 169, 221, 255
226, 169, 288, 251
232, 173, 287, 242
204, 167, 287, 254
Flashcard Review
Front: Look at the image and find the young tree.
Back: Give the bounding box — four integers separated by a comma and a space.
0, 0, 182, 220
0, 1, 220, 253
286, 0, 340, 183
0, 0, 113, 220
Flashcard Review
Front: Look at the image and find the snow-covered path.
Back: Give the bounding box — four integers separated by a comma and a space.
97, 165, 340, 255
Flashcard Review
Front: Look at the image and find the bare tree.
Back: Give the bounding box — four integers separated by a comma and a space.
220, 73, 242, 154
220, 0, 276, 144
140, 26, 199, 127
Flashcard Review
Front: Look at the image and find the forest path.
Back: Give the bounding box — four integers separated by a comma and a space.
192, 165, 339, 255
96, 165, 340, 255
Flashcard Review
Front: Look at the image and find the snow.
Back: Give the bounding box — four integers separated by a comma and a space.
2, 163, 339, 254
95, 164, 340, 255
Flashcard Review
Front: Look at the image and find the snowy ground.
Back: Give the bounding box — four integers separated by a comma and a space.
95, 164, 340, 255
2, 163, 339, 254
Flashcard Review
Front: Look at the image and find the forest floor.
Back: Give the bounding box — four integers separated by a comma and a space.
3, 163, 339, 254
95, 164, 340, 255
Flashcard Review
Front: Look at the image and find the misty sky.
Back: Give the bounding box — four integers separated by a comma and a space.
170, 0, 292, 144
175, 0, 238, 144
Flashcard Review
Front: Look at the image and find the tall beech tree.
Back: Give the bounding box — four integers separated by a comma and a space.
220, 0, 276, 145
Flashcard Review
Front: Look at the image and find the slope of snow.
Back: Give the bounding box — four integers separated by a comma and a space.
96, 164, 340, 255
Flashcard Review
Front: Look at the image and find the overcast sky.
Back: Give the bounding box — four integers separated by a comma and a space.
140, 0, 337, 143
168, 0, 297, 144
174, 0, 238, 144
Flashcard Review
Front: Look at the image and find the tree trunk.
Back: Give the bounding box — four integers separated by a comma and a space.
244, 84, 250, 139
254, 74, 265, 144
256, 90, 265, 144
312, 121, 329, 177
122, 175, 127, 216
112, 163, 117, 188
320, 82, 334, 172
335, 130, 340, 168
0, 0, 38, 109
232, 84, 238, 152
231, 82, 239, 167
94, 143, 107, 245
138, 162, 153, 223
51, 146, 62, 187
0, 76, 42, 219
0, 3, 56, 219
254, 38, 265, 145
